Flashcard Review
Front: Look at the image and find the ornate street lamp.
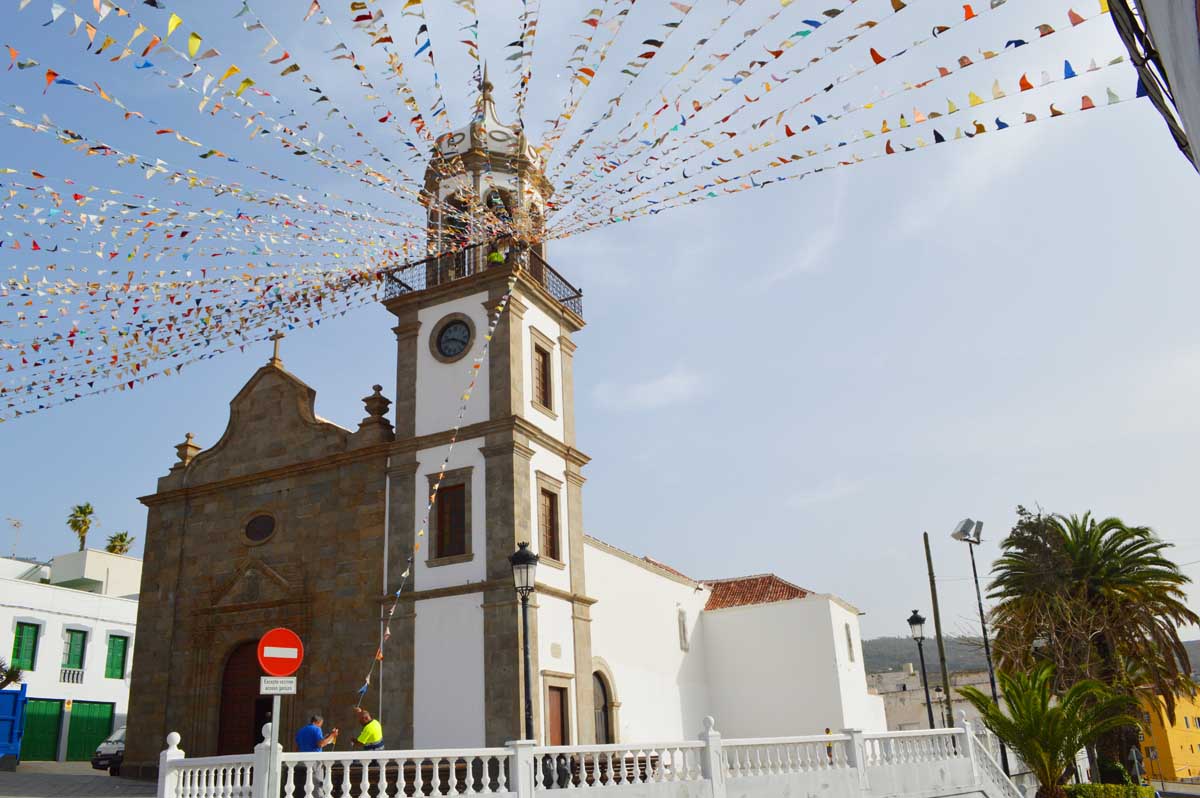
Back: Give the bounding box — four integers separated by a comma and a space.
510, 541, 539, 741
907, 609, 936, 729
951, 518, 1009, 775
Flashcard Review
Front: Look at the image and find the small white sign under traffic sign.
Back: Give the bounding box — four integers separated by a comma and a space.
260, 676, 297, 695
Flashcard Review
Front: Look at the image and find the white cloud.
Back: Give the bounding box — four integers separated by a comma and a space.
594, 366, 705, 411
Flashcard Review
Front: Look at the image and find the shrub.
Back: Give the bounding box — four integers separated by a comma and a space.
1065, 784, 1154, 798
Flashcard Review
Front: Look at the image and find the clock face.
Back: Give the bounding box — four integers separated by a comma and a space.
437, 320, 471, 359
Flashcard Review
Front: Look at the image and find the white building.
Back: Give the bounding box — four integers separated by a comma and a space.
0, 549, 139, 762
867, 667, 995, 732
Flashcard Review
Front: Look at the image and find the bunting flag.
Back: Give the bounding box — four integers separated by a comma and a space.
2, 0, 1131, 421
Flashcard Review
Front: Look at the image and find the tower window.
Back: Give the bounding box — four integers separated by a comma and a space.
678, 608, 690, 652
436, 484, 468, 558
845, 623, 855, 663
428, 467, 473, 564
533, 346, 552, 410
539, 488, 560, 561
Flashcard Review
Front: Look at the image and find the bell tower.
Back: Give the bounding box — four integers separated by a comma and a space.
379, 74, 593, 748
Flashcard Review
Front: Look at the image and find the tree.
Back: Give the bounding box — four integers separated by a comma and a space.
961, 664, 1137, 798
66, 503, 96, 552
988, 508, 1198, 777
105, 531, 135, 555
0, 657, 20, 691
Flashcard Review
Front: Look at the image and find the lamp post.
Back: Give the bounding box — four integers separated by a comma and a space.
510, 541, 539, 741
951, 518, 1009, 776
907, 609, 936, 729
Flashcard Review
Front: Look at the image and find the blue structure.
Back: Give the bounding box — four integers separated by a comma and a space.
0, 684, 27, 770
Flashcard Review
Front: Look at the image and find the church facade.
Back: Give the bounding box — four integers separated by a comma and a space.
123, 85, 884, 778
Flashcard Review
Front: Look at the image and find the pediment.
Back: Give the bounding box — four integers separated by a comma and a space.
185, 364, 351, 485
212, 558, 292, 608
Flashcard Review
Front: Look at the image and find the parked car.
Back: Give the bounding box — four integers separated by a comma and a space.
91, 726, 125, 776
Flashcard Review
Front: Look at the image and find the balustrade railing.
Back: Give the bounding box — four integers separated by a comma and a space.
380, 244, 582, 318
278, 747, 512, 798
530, 742, 704, 789
165, 752, 255, 798
157, 721, 1021, 798
723, 735, 852, 776
59, 667, 85, 684
862, 729, 963, 766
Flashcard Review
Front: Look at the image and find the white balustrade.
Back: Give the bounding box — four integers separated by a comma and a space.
164, 753, 255, 798
723, 734, 852, 777
278, 746, 514, 798
156, 723, 1020, 798
529, 742, 704, 789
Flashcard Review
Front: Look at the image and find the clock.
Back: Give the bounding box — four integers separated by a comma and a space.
435, 319, 472, 360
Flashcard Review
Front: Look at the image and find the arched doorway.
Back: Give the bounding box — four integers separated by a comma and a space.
218, 642, 272, 755
593, 673, 613, 744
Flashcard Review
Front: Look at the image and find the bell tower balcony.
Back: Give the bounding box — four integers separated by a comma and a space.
381, 243, 583, 321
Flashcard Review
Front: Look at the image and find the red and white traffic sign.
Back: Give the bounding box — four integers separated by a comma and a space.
257, 627, 304, 677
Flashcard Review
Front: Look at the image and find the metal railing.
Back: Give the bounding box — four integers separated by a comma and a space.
381, 244, 583, 318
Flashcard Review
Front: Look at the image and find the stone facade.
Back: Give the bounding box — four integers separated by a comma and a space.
124, 366, 394, 776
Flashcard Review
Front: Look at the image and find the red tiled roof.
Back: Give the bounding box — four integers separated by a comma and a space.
702, 574, 809, 611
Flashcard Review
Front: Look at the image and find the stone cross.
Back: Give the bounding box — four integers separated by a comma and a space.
268, 332, 284, 366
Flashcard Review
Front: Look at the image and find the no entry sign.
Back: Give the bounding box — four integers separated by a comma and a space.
257, 627, 304, 677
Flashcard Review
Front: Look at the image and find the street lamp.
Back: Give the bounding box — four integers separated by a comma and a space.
907, 609, 936, 729
951, 518, 1009, 775
510, 541, 539, 741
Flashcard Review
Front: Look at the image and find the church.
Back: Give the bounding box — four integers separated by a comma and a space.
123, 79, 885, 779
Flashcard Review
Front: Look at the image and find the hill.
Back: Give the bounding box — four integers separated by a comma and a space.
864, 636, 1200, 676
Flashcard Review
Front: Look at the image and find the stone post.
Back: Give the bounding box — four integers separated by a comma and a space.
698, 717, 726, 798
157, 732, 183, 798
252, 723, 281, 798
508, 739, 538, 798
961, 713, 980, 788
842, 728, 870, 790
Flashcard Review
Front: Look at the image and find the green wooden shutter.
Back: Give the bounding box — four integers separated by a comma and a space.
63, 630, 86, 669
105, 636, 128, 679
11, 623, 38, 671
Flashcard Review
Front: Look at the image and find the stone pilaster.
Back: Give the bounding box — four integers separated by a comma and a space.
383, 455, 419, 747
392, 310, 421, 439
558, 335, 577, 447
565, 466, 594, 742
488, 288, 526, 421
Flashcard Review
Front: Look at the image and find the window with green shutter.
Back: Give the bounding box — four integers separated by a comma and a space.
62, 629, 86, 669
11, 622, 39, 671
105, 636, 128, 679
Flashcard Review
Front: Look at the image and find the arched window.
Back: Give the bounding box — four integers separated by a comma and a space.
593, 672, 612, 744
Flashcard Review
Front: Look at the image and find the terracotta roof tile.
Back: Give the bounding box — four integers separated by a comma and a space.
701, 574, 809, 611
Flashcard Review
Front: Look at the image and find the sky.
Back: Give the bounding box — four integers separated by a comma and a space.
1, 0, 1198, 642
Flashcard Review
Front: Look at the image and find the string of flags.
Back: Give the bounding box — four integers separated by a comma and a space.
1, 0, 1136, 421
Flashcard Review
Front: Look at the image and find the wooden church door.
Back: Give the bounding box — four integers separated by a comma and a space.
218, 642, 271, 755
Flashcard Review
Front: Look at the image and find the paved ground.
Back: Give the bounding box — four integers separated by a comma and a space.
0, 762, 156, 797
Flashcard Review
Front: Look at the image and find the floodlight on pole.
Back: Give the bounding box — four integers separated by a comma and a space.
950, 517, 1009, 775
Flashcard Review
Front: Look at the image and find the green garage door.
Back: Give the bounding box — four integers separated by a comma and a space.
21, 699, 63, 761
65, 702, 114, 762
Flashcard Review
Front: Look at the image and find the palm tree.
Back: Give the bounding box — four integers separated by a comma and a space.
988, 508, 1198, 777
66, 503, 96, 552
0, 657, 20, 691
105, 531, 135, 555
961, 664, 1137, 798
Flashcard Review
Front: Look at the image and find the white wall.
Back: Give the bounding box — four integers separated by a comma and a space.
535, 594, 578, 742
412, 593, 485, 748
703, 595, 886, 738
0, 577, 137, 760
415, 291, 491, 436
49, 550, 142, 599
412, 438, 487, 591
585, 540, 712, 742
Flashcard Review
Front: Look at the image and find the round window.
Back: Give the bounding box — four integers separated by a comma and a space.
245, 514, 276, 543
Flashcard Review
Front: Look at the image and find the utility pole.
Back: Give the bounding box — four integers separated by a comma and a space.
924, 532, 956, 728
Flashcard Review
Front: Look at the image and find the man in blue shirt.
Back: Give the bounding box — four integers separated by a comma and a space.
296, 713, 338, 753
